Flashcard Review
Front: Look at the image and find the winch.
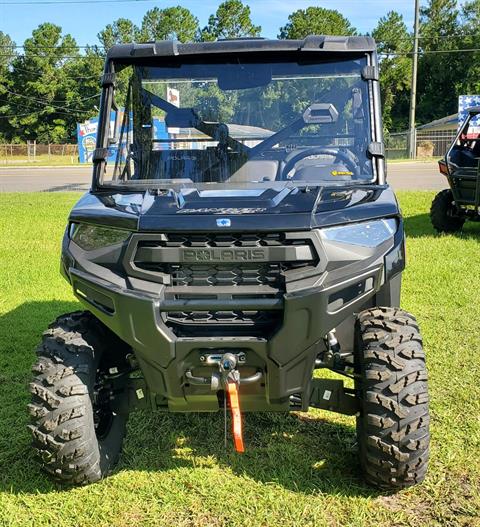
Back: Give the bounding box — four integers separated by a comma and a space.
185, 352, 263, 452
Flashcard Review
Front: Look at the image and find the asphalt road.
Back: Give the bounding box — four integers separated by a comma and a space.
0, 161, 446, 193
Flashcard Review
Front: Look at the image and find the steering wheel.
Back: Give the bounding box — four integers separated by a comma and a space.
280, 147, 360, 180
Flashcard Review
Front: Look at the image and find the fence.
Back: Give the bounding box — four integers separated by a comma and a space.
416, 129, 457, 157
0, 130, 461, 165
385, 129, 457, 160
0, 143, 79, 164
385, 132, 409, 160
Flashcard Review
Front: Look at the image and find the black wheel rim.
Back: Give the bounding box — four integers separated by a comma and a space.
93, 371, 115, 441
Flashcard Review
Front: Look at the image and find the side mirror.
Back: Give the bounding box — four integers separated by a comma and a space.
303, 103, 339, 124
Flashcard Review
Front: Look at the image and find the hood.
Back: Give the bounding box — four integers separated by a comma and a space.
69, 185, 400, 231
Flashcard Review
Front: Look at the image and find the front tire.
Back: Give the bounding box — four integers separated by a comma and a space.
28, 311, 129, 485
430, 189, 465, 233
355, 307, 430, 490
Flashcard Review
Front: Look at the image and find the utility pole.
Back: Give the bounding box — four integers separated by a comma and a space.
408, 0, 421, 159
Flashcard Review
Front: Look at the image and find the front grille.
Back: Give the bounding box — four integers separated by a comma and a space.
140, 262, 284, 287
128, 232, 317, 337
165, 310, 280, 337
143, 232, 297, 248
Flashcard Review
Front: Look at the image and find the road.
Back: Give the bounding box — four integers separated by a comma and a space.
0, 161, 445, 193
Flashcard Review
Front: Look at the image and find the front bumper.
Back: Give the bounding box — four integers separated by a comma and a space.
63, 226, 405, 413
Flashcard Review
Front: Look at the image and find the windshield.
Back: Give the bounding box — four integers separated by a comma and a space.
102, 55, 374, 189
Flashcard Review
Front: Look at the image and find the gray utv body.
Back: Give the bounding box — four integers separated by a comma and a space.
29, 36, 429, 490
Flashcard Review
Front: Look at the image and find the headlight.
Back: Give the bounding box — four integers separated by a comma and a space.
319, 219, 397, 248
70, 223, 130, 251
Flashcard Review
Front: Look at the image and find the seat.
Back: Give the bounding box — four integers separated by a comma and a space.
228, 160, 279, 183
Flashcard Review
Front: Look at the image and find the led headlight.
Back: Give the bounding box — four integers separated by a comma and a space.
70, 223, 130, 251
319, 219, 397, 248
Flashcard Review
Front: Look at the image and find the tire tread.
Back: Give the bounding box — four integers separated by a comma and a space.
355, 307, 430, 489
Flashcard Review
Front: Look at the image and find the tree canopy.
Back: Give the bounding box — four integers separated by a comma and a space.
372, 11, 412, 132
1, 0, 480, 142
201, 0, 261, 41
140, 6, 199, 43
278, 7, 356, 39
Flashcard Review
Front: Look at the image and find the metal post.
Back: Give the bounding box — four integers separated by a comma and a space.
408, 0, 421, 159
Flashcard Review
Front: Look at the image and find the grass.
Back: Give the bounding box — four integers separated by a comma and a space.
0, 191, 479, 527
0, 155, 81, 167
387, 157, 441, 163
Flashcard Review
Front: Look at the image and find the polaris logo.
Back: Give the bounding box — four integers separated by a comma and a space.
216, 218, 231, 227
182, 248, 267, 262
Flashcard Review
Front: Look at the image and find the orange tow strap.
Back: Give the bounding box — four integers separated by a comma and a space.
226, 380, 245, 453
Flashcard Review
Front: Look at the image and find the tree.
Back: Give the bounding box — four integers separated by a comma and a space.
6, 23, 84, 143
278, 7, 356, 39
97, 18, 140, 51
372, 12, 412, 132
68, 46, 105, 121
416, 0, 462, 124
201, 0, 261, 41
457, 0, 480, 95
0, 31, 15, 72
140, 6, 199, 42
0, 32, 16, 140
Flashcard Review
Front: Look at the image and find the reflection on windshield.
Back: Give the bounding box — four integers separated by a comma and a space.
106, 58, 373, 187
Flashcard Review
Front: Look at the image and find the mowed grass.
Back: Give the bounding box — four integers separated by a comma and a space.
0, 155, 80, 167
0, 191, 479, 527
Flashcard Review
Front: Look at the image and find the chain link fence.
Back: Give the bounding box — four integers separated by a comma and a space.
1, 142, 79, 165
1, 130, 459, 166
385, 129, 457, 160
416, 129, 457, 157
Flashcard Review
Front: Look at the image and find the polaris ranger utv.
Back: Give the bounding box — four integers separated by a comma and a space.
431, 107, 480, 232
29, 36, 430, 489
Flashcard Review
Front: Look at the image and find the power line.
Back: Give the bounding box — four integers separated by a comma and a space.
7, 64, 101, 80
4, 87, 100, 105
0, 0, 155, 4
0, 53, 97, 59
0, 110, 45, 119
4, 47, 480, 61
379, 47, 480, 57
4, 45, 90, 49
2, 88, 100, 112
0, 97, 94, 117
0, 103, 91, 117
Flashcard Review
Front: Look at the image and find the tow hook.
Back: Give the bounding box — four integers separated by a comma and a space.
219, 353, 244, 453
184, 352, 262, 453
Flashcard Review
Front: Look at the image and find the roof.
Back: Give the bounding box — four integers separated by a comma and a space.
106, 36, 377, 61
417, 113, 458, 131
466, 106, 480, 115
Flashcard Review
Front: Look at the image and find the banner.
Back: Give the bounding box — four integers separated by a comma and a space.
77, 112, 118, 164
77, 112, 170, 163
458, 95, 480, 134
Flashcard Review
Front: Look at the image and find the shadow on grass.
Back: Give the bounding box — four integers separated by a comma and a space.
403, 212, 480, 238
0, 301, 381, 499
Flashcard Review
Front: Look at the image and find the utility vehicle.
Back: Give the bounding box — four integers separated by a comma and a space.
431, 107, 480, 232
29, 36, 430, 489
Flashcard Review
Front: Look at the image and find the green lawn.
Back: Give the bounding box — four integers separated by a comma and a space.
0, 155, 80, 167
0, 192, 479, 527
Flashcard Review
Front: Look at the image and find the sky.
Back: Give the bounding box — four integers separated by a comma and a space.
0, 0, 416, 48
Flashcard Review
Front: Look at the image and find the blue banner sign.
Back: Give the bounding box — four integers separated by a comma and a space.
77, 112, 169, 163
